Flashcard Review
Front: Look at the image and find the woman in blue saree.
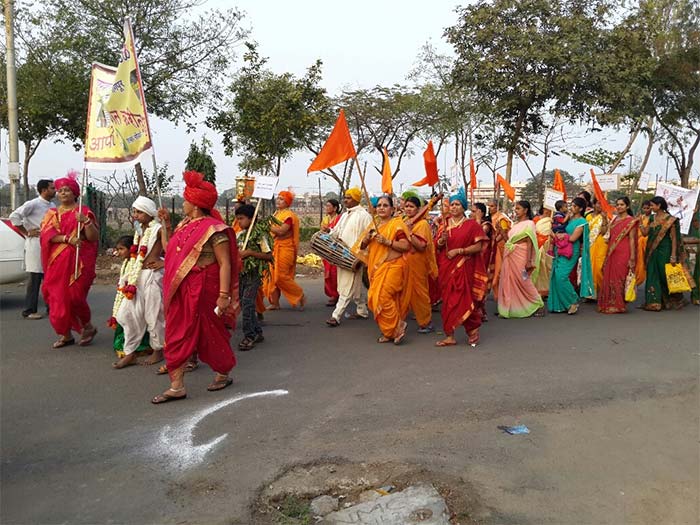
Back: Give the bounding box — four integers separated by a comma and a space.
548, 197, 594, 314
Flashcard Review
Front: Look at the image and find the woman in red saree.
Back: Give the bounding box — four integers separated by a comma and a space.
598, 197, 638, 314
436, 190, 488, 347
471, 202, 493, 321
40, 171, 99, 348
321, 199, 341, 306
153, 171, 240, 404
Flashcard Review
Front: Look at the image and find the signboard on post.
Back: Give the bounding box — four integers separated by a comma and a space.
637, 172, 651, 191
655, 182, 700, 235
252, 176, 279, 200
543, 188, 564, 211
596, 174, 619, 191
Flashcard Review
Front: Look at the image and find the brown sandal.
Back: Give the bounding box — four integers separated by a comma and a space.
52, 337, 75, 349
151, 388, 187, 404
79, 327, 97, 346
207, 377, 233, 391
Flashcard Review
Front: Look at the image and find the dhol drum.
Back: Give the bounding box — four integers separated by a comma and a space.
310, 231, 363, 272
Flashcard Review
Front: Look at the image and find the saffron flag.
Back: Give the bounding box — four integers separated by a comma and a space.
381, 147, 393, 194
553, 169, 567, 202
412, 140, 439, 187
590, 169, 614, 218
308, 109, 357, 173
469, 157, 477, 200
496, 173, 516, 202
84, 20, 153, 170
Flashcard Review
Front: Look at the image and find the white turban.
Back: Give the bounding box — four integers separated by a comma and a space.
132, 196, 158, 218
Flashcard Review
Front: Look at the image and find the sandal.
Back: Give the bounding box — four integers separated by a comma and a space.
435, 338, 457, 347
347, 313, 368, 320
79, 327, 97, 346
207, 376, 233, 391
52, 337, 75, 349
151, 388, 187, 404
567, 304, 579, 315
325, 318, 340, 327
254, 333, 265, 343
156, 364, 169, 375
377, 336, 392, 343
394, 321, 408, 345
184, 361, 199, 373
238, 337, 255, 351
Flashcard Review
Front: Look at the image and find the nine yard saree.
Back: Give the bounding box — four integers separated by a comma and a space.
598, 215, 637, 314
497, 220, 544, 318
587, 213, 608, 297
548, 217, 594, 312
265, 208, 304, 307
40, 206, 98, 335
635, 215, 651, 285
405, 218, 438, 327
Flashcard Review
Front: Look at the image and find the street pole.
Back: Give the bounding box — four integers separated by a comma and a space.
4, 0, 20, 209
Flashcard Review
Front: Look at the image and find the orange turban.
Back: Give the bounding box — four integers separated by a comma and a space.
55, 169, 81, 197
278, 191, 294, 206
183, 170, 217, 210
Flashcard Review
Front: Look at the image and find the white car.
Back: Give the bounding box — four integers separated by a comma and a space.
0, 219, 26, 284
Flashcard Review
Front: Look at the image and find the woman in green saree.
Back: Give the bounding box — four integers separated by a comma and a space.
548, 197, 594, 314
641, 196, 684, 311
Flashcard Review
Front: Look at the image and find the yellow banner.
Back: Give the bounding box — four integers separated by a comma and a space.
84, 21, 153, 169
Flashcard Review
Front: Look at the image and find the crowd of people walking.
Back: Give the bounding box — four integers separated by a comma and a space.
7, 169, 699, 404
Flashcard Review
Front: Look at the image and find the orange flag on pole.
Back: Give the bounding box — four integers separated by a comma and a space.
307, 109, 357, 173
412, 140, 439, 187
553, 168, 567, 202
496, 173, 516, 202
590, 169, 614, 218
469, 157, 477, 201
381, 147, 393, 194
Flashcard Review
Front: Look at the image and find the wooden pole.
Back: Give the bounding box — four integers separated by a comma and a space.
318, 177, 323, 226
242, 199, 261, 251
353, 156, 374, 215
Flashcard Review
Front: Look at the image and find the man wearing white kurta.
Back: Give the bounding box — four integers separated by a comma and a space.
326, 188, 372, 326
9, 180, 55, 319
113, 196, 165, 368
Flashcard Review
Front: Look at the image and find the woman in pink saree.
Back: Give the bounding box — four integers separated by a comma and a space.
40, 171, 99, 348
497, 201, 544, 318
598, 197, 638, 314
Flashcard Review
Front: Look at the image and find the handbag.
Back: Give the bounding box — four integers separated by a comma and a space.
665, 263, 692, 294
624, 270, 636, 302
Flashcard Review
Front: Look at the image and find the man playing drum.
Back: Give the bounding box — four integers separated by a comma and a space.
325, 187, 373, 327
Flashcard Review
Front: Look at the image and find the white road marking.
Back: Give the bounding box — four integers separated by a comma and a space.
154, 389, 289, 469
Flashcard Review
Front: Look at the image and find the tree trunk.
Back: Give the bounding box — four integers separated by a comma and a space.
631, 117, 655, 194
681, 128, 700, 188
606, 120, 642, 176
134, 163, 148, 196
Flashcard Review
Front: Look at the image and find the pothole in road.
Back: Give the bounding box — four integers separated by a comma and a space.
250, 458, 486, 524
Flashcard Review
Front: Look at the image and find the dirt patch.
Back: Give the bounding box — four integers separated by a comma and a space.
250, 458, 486, 525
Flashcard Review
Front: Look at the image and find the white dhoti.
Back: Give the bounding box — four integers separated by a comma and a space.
116, 268, 165, 355
332, 267, 368, 321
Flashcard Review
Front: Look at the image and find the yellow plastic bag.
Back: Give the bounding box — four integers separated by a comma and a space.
624, 271, 636, 302
665, 263, 691, 294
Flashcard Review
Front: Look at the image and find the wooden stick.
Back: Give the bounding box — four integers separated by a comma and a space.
353, 156, 374, 215
242, 199, 261, 251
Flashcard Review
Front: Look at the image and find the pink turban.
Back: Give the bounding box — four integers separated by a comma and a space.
55, 169, 80, 197
183, 170, 218, 210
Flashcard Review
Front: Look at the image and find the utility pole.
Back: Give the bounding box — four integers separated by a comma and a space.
4, 0, 20, 210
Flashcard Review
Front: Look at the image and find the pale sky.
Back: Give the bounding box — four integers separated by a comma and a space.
0, 0, 690, 199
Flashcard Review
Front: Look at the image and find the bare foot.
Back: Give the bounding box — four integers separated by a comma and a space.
142, 349, 163, 366
112, 353, 138, 369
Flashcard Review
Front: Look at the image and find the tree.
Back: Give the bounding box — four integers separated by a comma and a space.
446, 0, 615, 187
6, 0, 248, 194
520, 169, 582, 208
184, 136, 216, 184
209, 43, 330, 178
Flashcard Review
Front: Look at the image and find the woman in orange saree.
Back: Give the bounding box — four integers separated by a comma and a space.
598, 197, 637, 314
436, 190, 488, 347
153, 171, 239, 404
265, 191, 305, 309
360, 195, 411, 344
40, 171, 99, 348
403, 196, 437, 333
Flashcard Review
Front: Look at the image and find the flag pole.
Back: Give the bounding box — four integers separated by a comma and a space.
353, 156, 375, 215
241, 199, 261, 251
74, 168, 88, 280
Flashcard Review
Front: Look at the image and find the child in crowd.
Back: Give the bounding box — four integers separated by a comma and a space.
110, 196, 166, 369
549, 200, 574, 258
110, 236, 151, 363
235, 204, 273, 351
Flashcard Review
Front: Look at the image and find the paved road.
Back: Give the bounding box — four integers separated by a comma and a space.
1, 278, 698, 524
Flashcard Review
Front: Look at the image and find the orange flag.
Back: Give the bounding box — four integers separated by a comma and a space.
590, 169, 614, 218
469, 157, 477, 200
412, 140, 439, 187
496, 173, 515, 202
381, 147, 393, 194
553, 169, 567, 202
307, 109, 357, 173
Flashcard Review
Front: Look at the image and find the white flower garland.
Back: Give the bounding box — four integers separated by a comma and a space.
108, 222, 157, 328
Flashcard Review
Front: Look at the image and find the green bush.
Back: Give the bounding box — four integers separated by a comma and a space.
299, 227, 319, 242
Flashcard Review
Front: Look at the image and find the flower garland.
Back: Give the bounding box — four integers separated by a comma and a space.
108, 222, 157, 328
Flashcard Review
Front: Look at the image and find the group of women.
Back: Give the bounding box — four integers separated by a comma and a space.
323, 188, 698, 349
